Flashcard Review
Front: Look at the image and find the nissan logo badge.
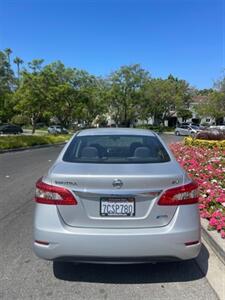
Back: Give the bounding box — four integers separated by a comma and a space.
112, 179, 123, 189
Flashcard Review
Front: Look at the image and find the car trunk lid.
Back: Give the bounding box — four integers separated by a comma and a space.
49, 161, 184, 228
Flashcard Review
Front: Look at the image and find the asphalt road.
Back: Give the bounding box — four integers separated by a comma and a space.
0, 135, 218, 300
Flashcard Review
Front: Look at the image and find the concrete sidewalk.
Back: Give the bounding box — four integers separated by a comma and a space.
196, 218, 225, 299
201, 219, 225, 265
197, 237, 225, 300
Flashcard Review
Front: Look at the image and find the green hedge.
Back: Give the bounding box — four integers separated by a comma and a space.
135, 125, 174, 132
184, 137, 225, 149
0, 134, 72, 150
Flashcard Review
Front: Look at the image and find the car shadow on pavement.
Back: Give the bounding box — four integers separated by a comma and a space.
53, 243, 209, 284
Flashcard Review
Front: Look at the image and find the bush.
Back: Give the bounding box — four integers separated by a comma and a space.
184, 136, 225, 149
170, 142, 225, 239
11, 115, 30, 126
196, 130, 225, 141
136, 124, 174, 133
0, 135, 71, 150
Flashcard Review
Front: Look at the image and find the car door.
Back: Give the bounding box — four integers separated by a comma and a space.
4, 125, 11, 133
179, 125, 185, 135
181, 125, 189, 135
11, 125, 18, 133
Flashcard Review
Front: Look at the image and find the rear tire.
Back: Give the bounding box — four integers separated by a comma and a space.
175, 131, 180, 136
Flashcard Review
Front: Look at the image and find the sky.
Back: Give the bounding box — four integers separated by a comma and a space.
0, 0, 224, 89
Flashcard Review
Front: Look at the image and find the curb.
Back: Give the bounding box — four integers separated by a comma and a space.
201, 218, 225, 265
0, 142, 66, 154
196, 236, 225, 300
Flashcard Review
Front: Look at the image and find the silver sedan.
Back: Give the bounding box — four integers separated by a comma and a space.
175, 124, 201, 136
33, 128, 201, 263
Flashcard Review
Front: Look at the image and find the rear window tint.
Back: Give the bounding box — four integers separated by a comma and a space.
63, 135, 170, 164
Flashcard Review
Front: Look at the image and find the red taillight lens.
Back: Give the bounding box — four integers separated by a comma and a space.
35, 178, 77, 205
35, 240, 49, 245
185, 240, 199, 246
158, 181, 198, 206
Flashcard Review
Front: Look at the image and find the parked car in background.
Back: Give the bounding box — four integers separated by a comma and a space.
210, 124, 225, 131
0, 124, 23, 134
175, 124, 202, 136
48, 125, 68, 134
33, 128, 201, 263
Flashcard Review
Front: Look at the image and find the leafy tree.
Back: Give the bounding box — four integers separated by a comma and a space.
177, 108, 193, 121
3, 47, 224, 130
44, 61, 74, 84
47, 83, 80, 127
108, 64, 150, 126
194, 73, 225, 121
0, 51, 15, 122
197, 88, 214, 96
214, 71, 225, 93
45, 62, 106, 127
13, 57, 24, 79
140, 76, 191, 125
0, 51, 14, 91
28, 59, 44, 73
195, 91, 225, 120
11, 114, 30, 126
4, 48, 12, 64
14, 69, 50, 133
79, 82, 107, 126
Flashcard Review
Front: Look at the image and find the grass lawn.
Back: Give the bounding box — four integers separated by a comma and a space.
0, 134, 72, 150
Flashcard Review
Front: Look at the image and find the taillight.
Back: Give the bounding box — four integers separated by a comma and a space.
185, 240, 199, 246
35, 178, 77, 205
35, 240, 49, 245
158, 181, 198, 206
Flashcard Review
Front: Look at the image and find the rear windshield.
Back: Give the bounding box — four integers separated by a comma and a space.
63, 134, 170, 164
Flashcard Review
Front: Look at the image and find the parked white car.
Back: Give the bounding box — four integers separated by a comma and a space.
210, 124, 225, 131
175, 124, 201, 136
48, 125, 68, 134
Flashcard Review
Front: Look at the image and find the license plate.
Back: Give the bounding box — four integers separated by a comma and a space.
100, 197, 135, 217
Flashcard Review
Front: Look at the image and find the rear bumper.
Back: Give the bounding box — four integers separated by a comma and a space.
33, 204, 201, 262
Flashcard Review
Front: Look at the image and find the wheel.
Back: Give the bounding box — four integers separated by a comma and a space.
175, 131, 180, 136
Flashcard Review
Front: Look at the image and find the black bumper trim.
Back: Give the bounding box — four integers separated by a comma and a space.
53, 255, 181, 263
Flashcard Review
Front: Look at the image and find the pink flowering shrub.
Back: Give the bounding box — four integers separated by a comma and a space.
170, 143, 225, 239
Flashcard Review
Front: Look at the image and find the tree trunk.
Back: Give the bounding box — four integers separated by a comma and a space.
31, 116, 36, 134
17, 64, 20, 79
124, 103, 127, 124
7, 54, 10, 65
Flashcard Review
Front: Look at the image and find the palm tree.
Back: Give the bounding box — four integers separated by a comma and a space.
4, 48, 12, 64
13, 57, 24, 79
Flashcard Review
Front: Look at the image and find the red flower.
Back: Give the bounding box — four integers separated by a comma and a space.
170, 142, 225, 239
